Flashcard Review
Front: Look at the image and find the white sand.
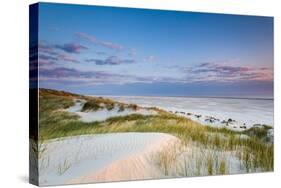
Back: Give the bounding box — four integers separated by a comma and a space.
39, 132, 250, 186
39, 133, 179, 186
65, 100, 157, 122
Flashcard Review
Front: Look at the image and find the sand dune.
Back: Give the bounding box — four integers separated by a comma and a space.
39, 133, 179, 185
65, 100, 157, 122
68, 133, 180, 184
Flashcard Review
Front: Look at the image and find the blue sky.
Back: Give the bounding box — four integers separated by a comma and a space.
33, 3, 274, 97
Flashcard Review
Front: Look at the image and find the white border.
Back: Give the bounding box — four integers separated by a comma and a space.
0, 0, 280, 188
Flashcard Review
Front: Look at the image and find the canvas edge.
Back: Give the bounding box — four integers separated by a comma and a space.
29, 2, 39, 186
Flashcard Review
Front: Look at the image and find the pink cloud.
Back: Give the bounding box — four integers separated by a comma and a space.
185, 62, 273, 83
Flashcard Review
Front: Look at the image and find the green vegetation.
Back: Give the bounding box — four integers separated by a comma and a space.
207, 155, 213, 175
118, 104, 125, 112
128, 104, 138, 110
81, 97, 116, 112
37, 88, 274, 175
243, 125, 273, 142
81, 100, 102, 111
219, 159, 226, 174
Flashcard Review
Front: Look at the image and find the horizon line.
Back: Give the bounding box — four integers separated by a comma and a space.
88, 94, 274, 101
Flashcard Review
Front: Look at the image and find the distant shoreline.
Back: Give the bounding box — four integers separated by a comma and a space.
88, 94, 273, 101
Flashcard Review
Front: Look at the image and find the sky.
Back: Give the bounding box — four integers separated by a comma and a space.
31, 3, 274, 98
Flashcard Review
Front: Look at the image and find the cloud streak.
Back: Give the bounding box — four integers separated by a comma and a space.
182, 62, 273, 83
55, 42, 88, 54
39, 67, 154, 85
75, 32, 123, 50
85, 56, 135, 65
38, 42, 80, 64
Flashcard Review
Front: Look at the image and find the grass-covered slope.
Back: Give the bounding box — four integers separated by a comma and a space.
38, 88, 273, 172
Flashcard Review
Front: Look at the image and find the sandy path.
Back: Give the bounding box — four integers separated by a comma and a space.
39, 133, 180, 186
